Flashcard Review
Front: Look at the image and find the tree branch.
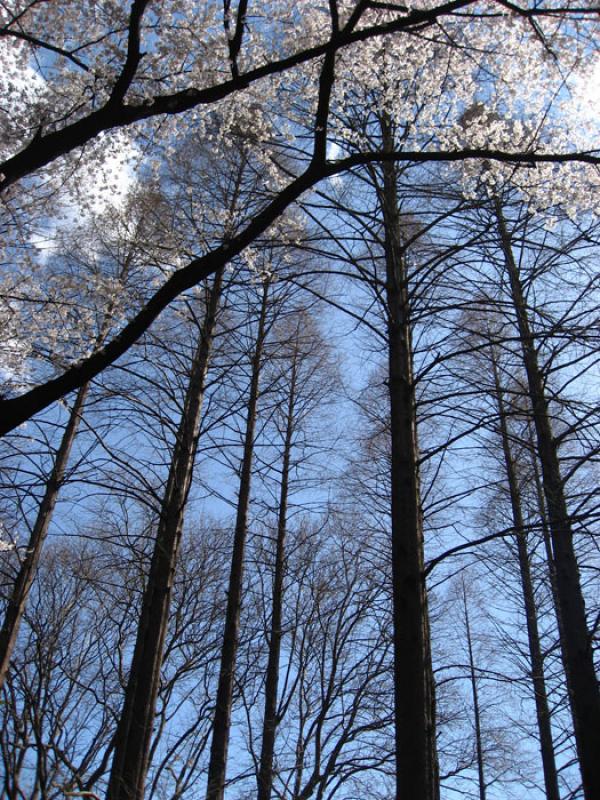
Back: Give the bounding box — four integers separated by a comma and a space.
1, 143, 599, 435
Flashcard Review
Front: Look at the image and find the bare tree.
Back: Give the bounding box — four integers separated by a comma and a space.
493, 197, 600, 799
107, 267, 224, 800
255, 307, 337, 800
205, 276, 273, 800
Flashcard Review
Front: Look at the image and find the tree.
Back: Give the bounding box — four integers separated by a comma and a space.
256, 306, 337, 800
0, 206, 150, 691
493, 196, 600, 799
489, 353, 561, 800
0, 540, 134, 799
106, 268, 224, 800
249, 516, 395, 800
461, 581, 487, 800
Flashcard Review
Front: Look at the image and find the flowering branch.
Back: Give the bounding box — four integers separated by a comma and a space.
0, 0, 475, 190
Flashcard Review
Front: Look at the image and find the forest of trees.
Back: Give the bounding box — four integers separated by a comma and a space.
0, 2, 598, 800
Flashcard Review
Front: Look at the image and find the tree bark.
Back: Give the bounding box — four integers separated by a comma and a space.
528, 423, 565, 642
257, 354, 297, 800
380, 116, 439, 800
494, 197, 600, 800
205, 279, 270, 800
0, 381, 88, 690
107, 269, 224, 800
492, 357, 561, 800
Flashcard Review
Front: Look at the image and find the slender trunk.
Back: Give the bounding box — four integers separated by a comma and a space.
107, 270, 224, 800
0, 248, 139, 692
380, 116, 438, 800
257, 357, 297, 800
462, 585, 486, 800
0, 382, 88, 690
293, 736, 305, 800
495, 198, 600, 799
492, 358, 561, 800
205, 280, 270, 800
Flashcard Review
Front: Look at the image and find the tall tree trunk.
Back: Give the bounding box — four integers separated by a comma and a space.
380, 116, 439, 800
0, 382, 88, 690
257, 355, 297, 800
461, 583, 486, 800
528, 423, 564, 639
205, 279, 270, 800
494, 198, 600, 799
491, 357, 561, 800
107, 269, 224, 800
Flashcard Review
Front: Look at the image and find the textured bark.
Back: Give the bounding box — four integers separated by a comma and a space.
257, 356, 297, 800
380, 116, 439, 800
492, 359, 560, 800
529, 425, 564, 640
107, 269, 224, 800
0, 382, 88, 690
462, 586, 486, 800
495, 198, 600, 800
205, 280, 270, 800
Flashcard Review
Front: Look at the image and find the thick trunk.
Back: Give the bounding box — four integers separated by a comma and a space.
380, 117, 438, 800
107, 270, 224, 800
495, 198, 600, 799
0, 382, 88, 690
205, 280, 270, 800
492, 360, 560, 800
462, 586, 486, 800
257, 358, 297, 800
